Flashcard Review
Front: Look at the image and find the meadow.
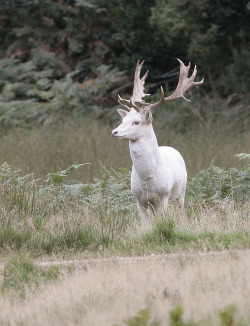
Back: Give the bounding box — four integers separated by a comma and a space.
0, 250, 249, 326
0, 1, 249, 324
0, 114, 249, 180
0, 118, 249, 325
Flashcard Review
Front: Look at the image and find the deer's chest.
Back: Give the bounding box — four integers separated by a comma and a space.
131, 167, 168, 204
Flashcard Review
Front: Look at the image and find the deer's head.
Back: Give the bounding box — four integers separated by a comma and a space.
112, 59, 204, 141
111, 108, 153, 141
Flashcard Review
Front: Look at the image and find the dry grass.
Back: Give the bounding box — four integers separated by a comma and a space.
0, 198, 248, 259
0, 116, 249, 325
0, 250, 249, 325
173, 201, 250, 233
0, 120, 249, 181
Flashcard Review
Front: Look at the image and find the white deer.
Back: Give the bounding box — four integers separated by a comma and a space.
112, 59, 203, 225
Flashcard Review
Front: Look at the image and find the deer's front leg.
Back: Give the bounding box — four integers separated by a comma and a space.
155, 195, 169, 217
136, 201, 150, 227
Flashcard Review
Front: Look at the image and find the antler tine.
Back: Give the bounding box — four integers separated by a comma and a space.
190, 64, 197, 81
118, 94, 132, 111
118, 94, 130, 103
130, 99, 141, 111
144, 58, 204, 110
130, 60, 150, 111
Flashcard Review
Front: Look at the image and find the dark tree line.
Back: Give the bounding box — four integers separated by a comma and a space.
0, 0, 249, 128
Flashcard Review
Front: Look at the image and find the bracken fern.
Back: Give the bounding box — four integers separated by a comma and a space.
186, 154, 250, 205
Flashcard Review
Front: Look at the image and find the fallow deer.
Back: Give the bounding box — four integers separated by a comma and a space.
112, 59, 204, 225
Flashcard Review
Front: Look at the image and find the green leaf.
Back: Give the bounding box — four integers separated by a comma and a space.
47, 164, 90, 184
75, 0, 96, 8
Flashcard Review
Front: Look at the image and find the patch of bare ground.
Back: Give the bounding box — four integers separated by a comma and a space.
0, 249, 249, 325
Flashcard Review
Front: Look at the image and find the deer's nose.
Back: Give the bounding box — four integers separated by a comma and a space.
112, 130, 118, 137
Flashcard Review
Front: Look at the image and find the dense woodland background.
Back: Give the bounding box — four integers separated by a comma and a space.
0, 0, 249, 178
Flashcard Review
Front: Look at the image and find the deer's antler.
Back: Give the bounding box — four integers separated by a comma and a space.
118, 60, 150, 112
144, 59, 204, 110
118, 59, 204, 112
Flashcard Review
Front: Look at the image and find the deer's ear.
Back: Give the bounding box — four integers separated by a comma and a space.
117, 109, 128, 119
144, 109, 153, 123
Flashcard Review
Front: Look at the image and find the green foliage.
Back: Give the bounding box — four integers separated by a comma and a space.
222, 42, 250, 94
1, 254, 60, 299
187, 155, 250, 205
0, 0, 249, 130
150, 0, 250, 94
80, 166, 133, 211
169, 305, 199, 326
142, 218, 197, 249
0, 162, 135, 253
0, 162, 37, 214
0, 56, 127, 128
218, 305, 237, 326
104, 0, 166, 74
234, 153, 250, 161
120, 305, 245, 326
123, 308, 151, 326
0, 161, 249, 256
47, 163, 90, 184
146, 219, 177, 245
151, 0, 220, 61
44, 163, 134, 214
45, 164, 136, 250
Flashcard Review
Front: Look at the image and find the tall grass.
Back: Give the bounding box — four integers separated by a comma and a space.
2, 254, 60, 299
0, 118, 249, 182
0, 150, 249, 325
0, 160, 249, 258
0, 101, 249, 258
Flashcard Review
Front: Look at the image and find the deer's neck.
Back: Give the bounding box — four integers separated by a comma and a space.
129, 127, 160, 179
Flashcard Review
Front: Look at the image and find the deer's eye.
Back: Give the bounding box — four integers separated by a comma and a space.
132, 121, 140, 126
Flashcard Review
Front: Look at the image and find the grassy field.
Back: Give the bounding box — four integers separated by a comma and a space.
0, 157, 249, 258
0, 119, 249, 325
0, 250, 249, 325
0, 118, 249, 181
0, 171, 249, 324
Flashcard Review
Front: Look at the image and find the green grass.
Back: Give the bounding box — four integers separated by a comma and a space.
1, 254, 60, 299
0, 153, 248, 326
123, 304, 246, 326
0, 158, 249, 259
0, 204, 249, 258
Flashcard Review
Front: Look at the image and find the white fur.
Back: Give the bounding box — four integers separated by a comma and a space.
112, 109, 187, 225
